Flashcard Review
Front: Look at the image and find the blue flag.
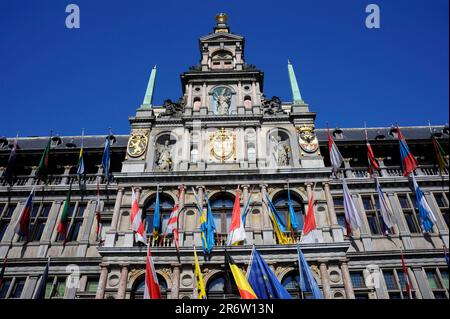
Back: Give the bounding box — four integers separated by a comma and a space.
247, 248, 292, 299
153, 187, 161, 238
101, 138, 111, 181
412, 175, 436, 232
287, 186, 300, 231
204, 192, 216, 254
297, 245, 323, 299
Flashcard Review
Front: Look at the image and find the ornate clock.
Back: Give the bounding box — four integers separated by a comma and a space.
126, 130, 149, 158
209, 128, 236, 162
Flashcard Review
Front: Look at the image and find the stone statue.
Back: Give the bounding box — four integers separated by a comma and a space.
217, 91, 229, 114
155, 140, 172, 171
160, 98, 184, 117
213, 87, 232, 115
262, 96, 284, 115
271, 135, 289, 166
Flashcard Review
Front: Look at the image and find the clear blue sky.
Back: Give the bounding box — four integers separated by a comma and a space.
0, 0, 448, 137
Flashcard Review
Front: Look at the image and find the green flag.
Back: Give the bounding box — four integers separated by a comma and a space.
57, 183, 72, 241
36, 138, 51, 182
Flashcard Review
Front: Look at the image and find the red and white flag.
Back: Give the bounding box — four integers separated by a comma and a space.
401, 251, 413, 299
130, 188, 146, 245
366, 141, 380, 176
328, 128, 344, 173
226, 188, 246, 246
144, 245, 162, 299
300, 191, 317, 243
163, 186, 183, 250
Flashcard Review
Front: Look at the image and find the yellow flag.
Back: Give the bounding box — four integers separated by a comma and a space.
269, 211, 290, 244
194, 246, 207, 299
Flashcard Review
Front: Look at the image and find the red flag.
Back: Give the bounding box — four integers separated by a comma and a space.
366, 141, 380, 176
302, 193, 316, 235
130, 188, 146, 245
144, 245, 162, 299
401, 251, 412, 299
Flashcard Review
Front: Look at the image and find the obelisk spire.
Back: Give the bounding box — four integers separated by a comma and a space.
141, 65, 157, 108
287, 59, 303, 104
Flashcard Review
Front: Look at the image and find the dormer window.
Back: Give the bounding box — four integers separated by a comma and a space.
211, 50, 233, 70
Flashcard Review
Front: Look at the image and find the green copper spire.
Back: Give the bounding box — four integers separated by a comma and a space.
141, 65, 157, 108
287, 59, 303, 104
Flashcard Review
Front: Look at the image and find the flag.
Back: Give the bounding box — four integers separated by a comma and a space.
400, 251, 412, 299
366, 141, 380, 176
144, 245, 162, 299
193, 246, 207, 299
444, 245, 449, 267
375, 179, 395, 231
264, 193, 290, 244
34, 258, 50, 299
342, 179, 363, 234
227, 188, 246, 245
302, 192, 316, 236
153, 187, 161, 240
247, 248, 292, 299
411, 175, 436, 233
102, 137, 111, 182
203, 192, 216, 254
36, 137, 51, 182
226, 251, 257, 299
397, 127, 418, 177
95, 181, 102, 241
297, 245, 323, 299
287, 185, 300, 231
13, 190, 34, 238
432, 135, 448, 174
130, 188, 146, 245
2, 137, 18, 186
57, 183, 72, 241
76, 144, 85, 178
328, 128, 344, 173
241, 190, 253, 227
163, 186, 183, 251
0, 257, 7, 289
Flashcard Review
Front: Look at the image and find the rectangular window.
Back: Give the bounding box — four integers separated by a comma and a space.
0, 279, 12, 298
9, 278, 25, 298
85, 277, 99, 293
0, 222, 8, 241
426, 269, 449, 299
350, 272, 365, 289
397, 194, 422, 234
434, 192, 449, 228
383, 269, 416, 299
333, 197, 347, 235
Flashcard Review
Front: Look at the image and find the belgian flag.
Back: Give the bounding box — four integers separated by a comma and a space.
225, 251, 257, 299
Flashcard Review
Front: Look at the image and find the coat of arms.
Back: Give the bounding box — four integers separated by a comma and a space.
127, 129, 149, 158
297, 125, 319, 154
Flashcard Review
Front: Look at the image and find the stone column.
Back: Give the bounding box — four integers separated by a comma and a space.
242, 185, 249, 206
260, 184, 270, 229
178, 185, 186, 247
340, 261, 355, 299
195, 186, 204, 228
26, 166, 38, 185
170, 264, 181, 299
116, 264, 129, 299
408, 267, 422, 299
60, 165, 73, 185
96, 164, 103, 184
110, 187, 124, 231
95, 264, 109, 299
323, 183, 343, 242
319, 263, 332, 299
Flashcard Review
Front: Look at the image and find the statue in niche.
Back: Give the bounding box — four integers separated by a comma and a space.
213, 87, 232, 115
155, 140, 173, 171
262, 96, 284, 115
270, 135, 290, 166
160, 97, 185, 117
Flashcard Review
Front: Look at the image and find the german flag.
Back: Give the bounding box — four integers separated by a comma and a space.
225, 251, 257, 299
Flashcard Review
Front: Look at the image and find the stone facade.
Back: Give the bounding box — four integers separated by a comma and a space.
0, 14, 448, 299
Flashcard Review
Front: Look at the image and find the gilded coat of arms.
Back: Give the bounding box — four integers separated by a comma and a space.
209, 128, 236, 162
126, 129, 149, 158
297, 125, 319, 154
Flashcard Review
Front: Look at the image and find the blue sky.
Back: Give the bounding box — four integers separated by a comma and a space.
0, 0, 448, 137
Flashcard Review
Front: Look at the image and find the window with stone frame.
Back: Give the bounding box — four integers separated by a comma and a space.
382, 269, 417, 299
24, 202, 52, 242
361, 195, 392, 236
333, 196, 347, 236
433, 192, 449, 228
143, 193, 174, 245
205, 272, 239, 299
349, 271, 371, 299
76, 276, 99, 299
209, 193, 234, 245
98, 201, 114, 242
0, 277, 26, 299
397, 193, 423, 234
130, 274, 168, 299
0, 203, 16, 241
280, 271, 315, 299
56, 202, 86, 242
272, 191, 304, 236
425, 268, 449, 299
44, 276, 67, 299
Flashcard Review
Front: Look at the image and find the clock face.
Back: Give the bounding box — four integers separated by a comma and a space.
210, 129, 235, 162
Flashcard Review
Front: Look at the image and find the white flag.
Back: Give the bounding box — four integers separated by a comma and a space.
375, 179, 395, 230
328, 128, 344, 172
342, 179, 363, 232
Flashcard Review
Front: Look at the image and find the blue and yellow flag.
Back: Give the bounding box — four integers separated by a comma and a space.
153, 187, 161, 239
287, 185, 300, 231
247, 248, 292, 299
204, 192, 216, 254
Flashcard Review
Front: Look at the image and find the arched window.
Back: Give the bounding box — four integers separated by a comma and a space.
209, 193, 235, 244
131, 274, 168, 299
244, 95, 252, 109
206, 273, 239, 299
272, 191, 304, 233
281, 271, 300, 299
143, 193, 175, 244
